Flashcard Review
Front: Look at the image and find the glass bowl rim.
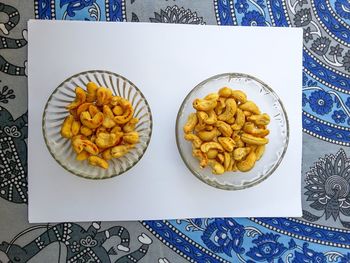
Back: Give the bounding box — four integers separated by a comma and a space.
175, 72, 290, 190
42, 69, 153, 180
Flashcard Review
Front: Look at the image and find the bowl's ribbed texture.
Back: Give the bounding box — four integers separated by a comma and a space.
42, 70, 152, 179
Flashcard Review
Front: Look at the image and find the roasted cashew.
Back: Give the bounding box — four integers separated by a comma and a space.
205, 110, 217, 125
239, 101, 261, 114
215, 97, 226, 115
184, 134, 202, 148
237, 151, 256, 172
231, 108, 245, 130
95, 132, 119, 148
71, 120, 81, 136
218, 87, 232, 98
255, 145, 265, 161
76, 150, 89, 161
80, 126, 93, 136
233, 147, 251, 161
197, 128, 219, 142
218, 137, 236, 152
218, 98, 237, 121
247, 113, 270, 125
200, 142, 224, 153
96, 87, 113, 106
72, 138, 99, 155
102, 105, 117, 128
88, 156, 109, 169
208, 160, 225, 175
224, 152, 231, 170
204, 93, 219, 101
193, 98, 217, 111
80, 111, 104, 129
66, 87, 86, 110
216, 121, 233, 137
231, 90, 247, 103
86, 82, 99, 102
183, 113, 198, 134
123, 131, 139, 144
89, 104, 100, 117
241, 133, 269, 145
114, 100, 134, 125
243, 122, 270, 137
61, 115, 74, 138
111, 145, 132, 158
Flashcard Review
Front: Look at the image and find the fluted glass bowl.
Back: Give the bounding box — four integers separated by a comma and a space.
176, 73, 289, 190
42, 70, 152, 180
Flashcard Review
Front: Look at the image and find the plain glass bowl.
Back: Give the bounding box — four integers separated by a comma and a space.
176, 73, 289, 190
42, 70, 152, 180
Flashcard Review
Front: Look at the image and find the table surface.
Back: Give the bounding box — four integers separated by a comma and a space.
0, 0, 349, 262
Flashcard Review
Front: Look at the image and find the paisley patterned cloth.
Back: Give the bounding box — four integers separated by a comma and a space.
0, 0, 349, 262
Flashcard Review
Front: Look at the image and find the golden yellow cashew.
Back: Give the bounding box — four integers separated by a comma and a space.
76, 150, 90, 161
218, 137, 236, 152
110, 145, 131, 158
114, 102, 134, 125
80, 126, 93, 136
61, 115, 74, 138
243, 122, 270, 137
96, 87, 113, 106
200, 142, 224, 153
66, 87, 86, 110
216, 121, 233, 137
204, 93, 219, 101
241, 133, 269, 145
233, 147, 251, 161
239, 101, 261, 114
231, 109, 245, 130
184, 133, 202, 148
255, 145, 265, 161
80, 111, 104, 129
86, 82, 98, 102
183, 113, 198, 133
205, 110, 217, 125
215, 97, 226, 115
247, 113, 270, 125
224, 152, 231, 171
218, 87, 232, 98
123, 118, 139, 133
102, 149, 112, 161
77, 102, 92, 118
95, 133, 119, 149
237, 151, 256, 172
231, 90, 247, 103
88, 156, 109, 169
193, 149, 208, 168
89, 104, 100, 117
193, 98, 217, 111
102, 105, 117, 128
123, 131, 139, 144
207, 149, 218, 159
71, 120, 81, 136
112, 105, 124, 116
197, 128, 219, 142
72, 138, 99, 155
208, 160, 225, 175
218, 98, 237, 121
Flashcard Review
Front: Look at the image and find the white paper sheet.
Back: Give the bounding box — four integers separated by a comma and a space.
28, 20, 303, 222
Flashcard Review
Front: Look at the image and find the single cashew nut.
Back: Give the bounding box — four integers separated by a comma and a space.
224, 152, 231, 171
66, 87, 86, 110
197, 128, 219, 142
193, 98, 217, 111
243, 122, 270, 137
95, 132, 119, 148
184, 133, 202, 148
80, 126, 93, 136
247, 113, 270, 125
80, 111, 104, 129
200, 142, 224, 153
218, 87, 232, 98
114, 101, 134, 125
96, 87, 113, 106
208, 160, 225, 175
204, 93, 219, 101
218, 98, 237, 121
111, 145, 132, 158
76, 150, 90, 161
215, 97, 226, 115
88, 156, 109, 169
204, 110, 217, 125
233, 147, 251, 161
71, 120, 81, 136
61, 115, 74, 138
231, 90, 247, 103
86, 82, 99, 102
216, 121, 233, 137
218, 137, 236, 152
239, 101, 261, 114
241, 133, 269, 145
207, 149, 218, 159
231, 108, 245, 130
237, 151, 256, 172
183, 113, 198, 133
123, 118, 139, 133
123, 131, 139, 144
102, 105, 117, 128
255, 145, 265, 161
